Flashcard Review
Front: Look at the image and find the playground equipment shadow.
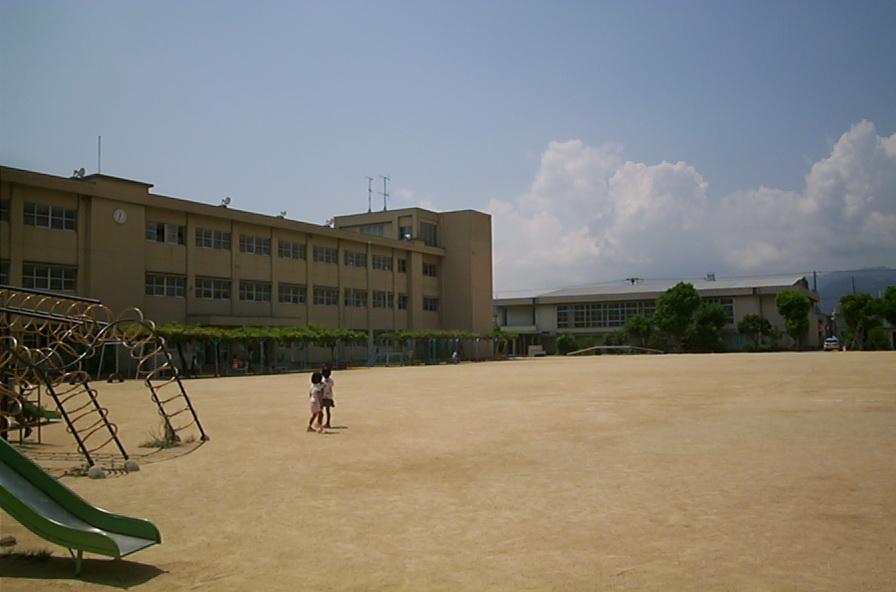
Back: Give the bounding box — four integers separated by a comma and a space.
0, 554, 166, 588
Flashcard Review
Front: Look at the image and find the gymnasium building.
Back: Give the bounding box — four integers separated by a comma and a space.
494, 275, 823, 354
0, 166, 493, 364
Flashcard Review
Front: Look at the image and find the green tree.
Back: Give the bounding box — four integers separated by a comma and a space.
840, 293, 883, 350
866, 327, 891, 350
653, 282, 701, 350
737, 314, 774, 348
775, 290, 812, 348
881, 286, 896, 325
685, 302, 727, 352
556, 333, 579, 355
623, 314, 653, 347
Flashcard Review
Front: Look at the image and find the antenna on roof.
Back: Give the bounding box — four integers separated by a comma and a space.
379, 175, 390, 211
365, 176, 374, 212
220, 197, 231, 207
97, 136, 101, 174
277, 211, 287, 219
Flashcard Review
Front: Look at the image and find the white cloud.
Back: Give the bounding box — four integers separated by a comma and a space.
490, 121, 896, 293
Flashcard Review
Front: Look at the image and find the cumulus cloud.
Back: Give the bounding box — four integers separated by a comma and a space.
490, 121, 896, 293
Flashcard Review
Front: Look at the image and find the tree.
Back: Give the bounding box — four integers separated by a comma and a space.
623, 314, 653, 347
839, 293, 883, 350
556, 333, 579, 355
653, 282, 701, 350
685, 302, 727, 352
881, 286, 896, 325
775, 290, 812, 348
737, 314, 774, 348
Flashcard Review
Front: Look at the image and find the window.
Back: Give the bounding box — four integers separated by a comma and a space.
704, 297, 735, 324
373, 290, 394, 308
423, 297, 439, 312
145, 221, 185, 244
420, 222, 438, 247
24, 202, 77, 231
399, 225, 413, 240
239, 281, 272, 302
278, 283, 307, 304
0, 200, 8, 222
344, 250, 367, 268
556, 300, 657, 329
372, 254, 393, 271
145, 274, 186, 297
278, 240, 306, 260
22, 263, 76, 291
397, 258, 407, 273
239, 234, 271, 256
423, 262, 438, 278
360, 224, 385, 237
195, 228, 231, 250
0, 260, 8, 285
313, 245, 338, 264
313, 286, 339, 306
398, 293, 408, 310
195, 277, 231, 300
344, 288, 367, 308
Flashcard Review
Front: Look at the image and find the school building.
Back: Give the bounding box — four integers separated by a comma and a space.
494, 275, 823, 354
0, 166, 493, 358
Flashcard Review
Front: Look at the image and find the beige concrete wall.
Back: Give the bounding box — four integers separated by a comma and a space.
437, 210, 494, 333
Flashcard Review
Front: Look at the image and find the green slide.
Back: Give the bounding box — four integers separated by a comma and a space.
0, 438, 161, 575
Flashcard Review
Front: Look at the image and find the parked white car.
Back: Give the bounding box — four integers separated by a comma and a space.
824, 336, 841, 351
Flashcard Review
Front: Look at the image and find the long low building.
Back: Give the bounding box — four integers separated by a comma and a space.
494, 276, 822, 353
0, 166, 493, 341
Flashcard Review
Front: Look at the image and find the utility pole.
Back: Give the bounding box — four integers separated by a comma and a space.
379, 175, 390, 211
365, 176, 374, 213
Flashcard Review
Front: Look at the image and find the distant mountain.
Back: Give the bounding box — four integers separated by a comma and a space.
814, 267, 896, 313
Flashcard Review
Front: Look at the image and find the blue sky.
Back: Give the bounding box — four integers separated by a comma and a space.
2, 1, 895, 291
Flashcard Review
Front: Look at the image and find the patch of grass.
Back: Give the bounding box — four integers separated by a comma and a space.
1, 548, 52, 562
139, 423, 197, 448
64, 464, 91, 477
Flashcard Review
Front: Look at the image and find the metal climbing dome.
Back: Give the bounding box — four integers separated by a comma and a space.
0, 285, 208, 467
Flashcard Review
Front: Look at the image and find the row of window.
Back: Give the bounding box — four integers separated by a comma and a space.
352, 222, 437, 244
557, 300, 658, 329
24, 202, 78, 231
1, 201, 79, 230
145, 274, 435, 310
146, 223, 425, 272
21, 263, 77, 292
556, 297, 734, 329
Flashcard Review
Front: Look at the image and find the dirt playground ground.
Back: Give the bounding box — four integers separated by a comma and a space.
1, 352, 894, 591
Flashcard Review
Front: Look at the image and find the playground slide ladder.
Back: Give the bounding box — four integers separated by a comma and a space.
133, 339, 209, 443
0, 336, 130, 467
1, 285, 208, 445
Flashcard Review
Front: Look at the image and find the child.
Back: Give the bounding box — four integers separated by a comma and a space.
308, 372, 324, 433
321, 366, 335, 429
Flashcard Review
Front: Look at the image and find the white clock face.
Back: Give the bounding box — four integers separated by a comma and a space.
113, 208, 127, 224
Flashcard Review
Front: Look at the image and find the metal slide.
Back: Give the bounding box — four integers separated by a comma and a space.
0, 438, 160, 574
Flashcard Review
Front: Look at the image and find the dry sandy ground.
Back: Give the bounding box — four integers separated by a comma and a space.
1, 352, 895, 591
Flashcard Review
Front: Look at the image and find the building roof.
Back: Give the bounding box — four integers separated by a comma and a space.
495, 275, 814, 304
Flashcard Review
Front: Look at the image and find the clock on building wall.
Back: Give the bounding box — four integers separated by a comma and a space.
112, 208, 127, 224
